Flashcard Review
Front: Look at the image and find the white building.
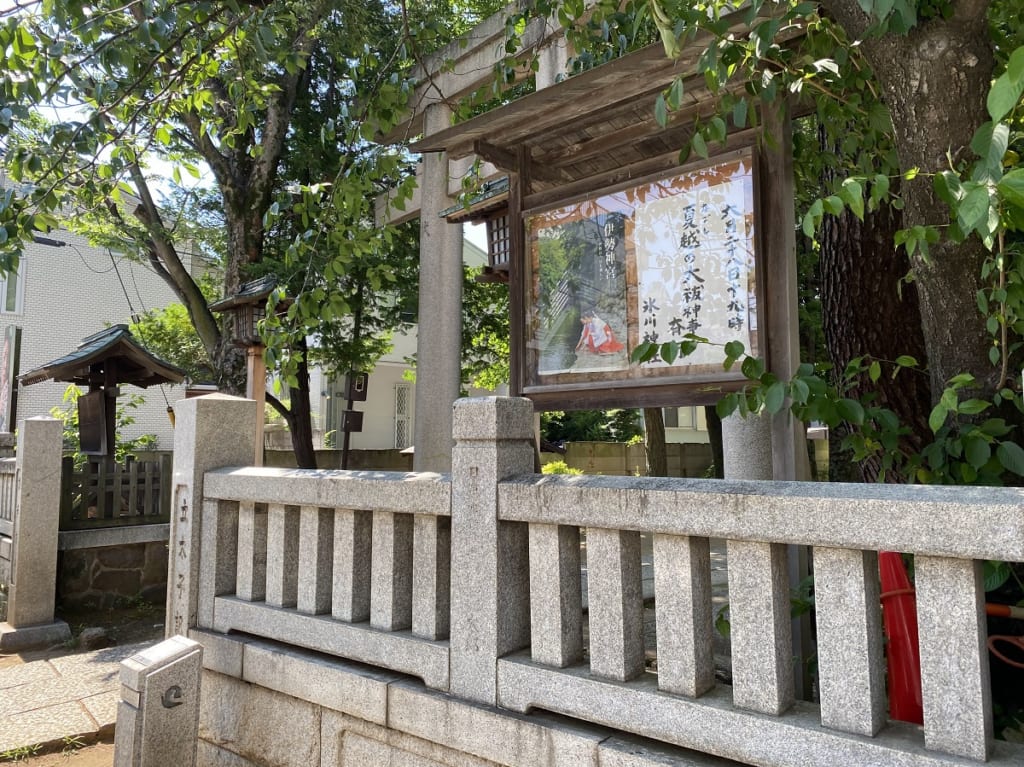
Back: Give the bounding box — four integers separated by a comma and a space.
5, 229, 192, 448
307, 237, 494, 452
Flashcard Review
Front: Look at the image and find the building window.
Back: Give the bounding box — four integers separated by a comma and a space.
394, 383, 411, 449
486, 213, 510, 269
663, 407, 679, 428
0, 265, 23, 314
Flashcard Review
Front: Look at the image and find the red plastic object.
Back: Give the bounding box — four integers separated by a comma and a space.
879, 550, 923, 724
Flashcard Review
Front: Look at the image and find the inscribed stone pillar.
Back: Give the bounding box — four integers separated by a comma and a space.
0, 417, 70, 652
167, 395, 257, 638
413, 103, 464, 472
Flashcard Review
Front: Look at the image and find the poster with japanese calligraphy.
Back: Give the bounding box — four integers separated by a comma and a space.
522, 150, 759, 405
634, 160, 756, 367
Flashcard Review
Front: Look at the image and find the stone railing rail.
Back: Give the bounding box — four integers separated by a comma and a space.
178, 396, 1024, 767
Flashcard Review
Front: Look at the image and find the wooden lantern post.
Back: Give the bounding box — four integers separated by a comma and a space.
209, 276, 283, 467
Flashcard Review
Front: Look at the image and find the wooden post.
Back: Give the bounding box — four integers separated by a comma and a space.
759, 97, 814, 699
246, 346, 266, 466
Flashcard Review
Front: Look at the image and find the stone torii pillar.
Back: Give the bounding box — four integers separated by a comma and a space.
413, 103, 465, 473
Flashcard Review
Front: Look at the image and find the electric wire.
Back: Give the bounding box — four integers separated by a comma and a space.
107, 248, 174, 417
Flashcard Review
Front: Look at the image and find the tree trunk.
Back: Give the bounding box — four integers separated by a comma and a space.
819, 182, 932, 482
822, 0, 999, 400
704, 405, 724, 479
267, 339, 318, 469
643, 407, 668, 476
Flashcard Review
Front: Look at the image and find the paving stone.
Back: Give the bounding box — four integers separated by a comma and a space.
0, 658, 59, 689
0, 701, 95, 752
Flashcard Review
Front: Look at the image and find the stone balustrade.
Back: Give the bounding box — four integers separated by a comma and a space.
176, 395, 1024, 767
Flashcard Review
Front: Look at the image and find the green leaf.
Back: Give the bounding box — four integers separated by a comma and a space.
691, 131, 708, 159
732, 98, 748, 128
934, 170, 962, 207
667, 78, 684, 110
970, 121, 1009, 175
958, 399, 991, 415
980, 418, 1013, 437
740, 355, 764, 380
837, 398, 865, 425
840, 178, 864, 220
660, 342, 679, 365
929, 403, 948, 433
868, 360, 881, 382
823, 195, 844, 216
802, 199, 823, 238
997, 441, 1024, 475
987, 69, 1024, 123
895, 355, 918, 368
764, 381, 786, 413
791, 377, 810, 404
724, 340, 745, 360
983, 560, 1011, 592
964, 436, 991, 469
957, 184, 991, 233
716, 394, 738, 420
654, 94, 668, 128
997, 168, 1024, 209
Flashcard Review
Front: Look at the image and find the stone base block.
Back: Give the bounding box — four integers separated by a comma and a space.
0, 619, 71, 652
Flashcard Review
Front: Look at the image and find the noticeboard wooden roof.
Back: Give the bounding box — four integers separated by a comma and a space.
410, 12, 804, 203
20, 325, 185, 388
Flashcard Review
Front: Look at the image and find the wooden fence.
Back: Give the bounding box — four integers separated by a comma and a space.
59, 454, 172, 530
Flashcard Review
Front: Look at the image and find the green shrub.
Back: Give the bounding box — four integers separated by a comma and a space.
541, 460, 583, 475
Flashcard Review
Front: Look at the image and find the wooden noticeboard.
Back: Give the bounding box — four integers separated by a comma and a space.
518, 149, 761, 410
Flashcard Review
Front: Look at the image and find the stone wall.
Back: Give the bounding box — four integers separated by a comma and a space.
56, 539, 168, 609
543, 441, 713, 477
193, 630, 736, 767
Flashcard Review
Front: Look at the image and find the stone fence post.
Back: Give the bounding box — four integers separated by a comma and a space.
449, 397, 535, 704
167, 395, 257, 638
0, 417, 70, 651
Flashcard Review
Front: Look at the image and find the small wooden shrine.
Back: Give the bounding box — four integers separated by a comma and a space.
20, 324, 185, 457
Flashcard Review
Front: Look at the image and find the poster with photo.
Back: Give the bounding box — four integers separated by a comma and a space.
528, 204, 630, 376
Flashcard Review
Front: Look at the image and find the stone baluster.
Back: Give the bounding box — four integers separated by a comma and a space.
814, 547, 885, 736
236, 501, 267, 602
587, 527, 645, 681
916, 555, 992, 761
332, 508, 372, 622
450, 396, 534, 705
200, 498, 239, 632
370, 510, 413, 630
412, 515, 450, 640
726, 539, 794, 715
297, 506, 333, 615
528, 523, 582, 667
265, 504, 299, 608
653, 533, 714, 697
